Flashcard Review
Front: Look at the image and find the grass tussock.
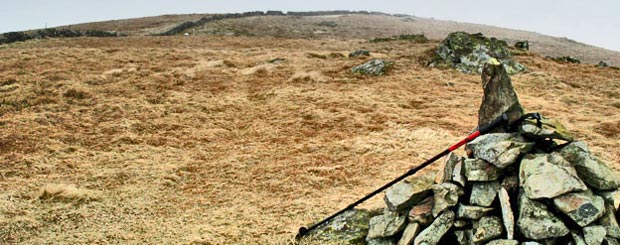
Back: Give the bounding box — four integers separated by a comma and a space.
289, 71, 328, 83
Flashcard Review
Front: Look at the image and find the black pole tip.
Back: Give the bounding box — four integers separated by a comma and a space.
296, 227, 308, 239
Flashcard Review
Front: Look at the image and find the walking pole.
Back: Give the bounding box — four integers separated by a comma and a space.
296, 112, 522, 239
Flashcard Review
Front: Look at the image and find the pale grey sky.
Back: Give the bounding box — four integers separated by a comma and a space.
2, 0, 619, 51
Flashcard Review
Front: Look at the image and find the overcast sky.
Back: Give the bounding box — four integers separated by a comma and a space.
2, 0, 619, 51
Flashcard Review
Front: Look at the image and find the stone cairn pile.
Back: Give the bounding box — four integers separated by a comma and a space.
363, 60, 620, 245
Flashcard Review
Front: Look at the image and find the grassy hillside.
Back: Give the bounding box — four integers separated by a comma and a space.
1, 35, 619, 243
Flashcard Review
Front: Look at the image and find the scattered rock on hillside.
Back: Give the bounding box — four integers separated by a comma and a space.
547, 55, 581, 64
349, 50, 370, 57
597, 61, 610, 67
429, 32, 526, 74
317, 21, 338, 28
370, 34, 427, 43
514, 40, 529, 51
351, 59, 393, 76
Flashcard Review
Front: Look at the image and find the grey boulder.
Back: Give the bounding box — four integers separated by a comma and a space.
367, 211, 407, 239
560, 142, 620, 191
517, 192, 569, 240
583, 226, 606, 245
464, 158, 502, 181
553, 190, 605, 227
519, 153, 587, 199
351, 59, 393, 76
472, 216, 503, 243
466, 133, 533, 168
432, 183, 464, 217
470, 181, 500, 207
414, 211, 455, 245
384, 181, 432, 212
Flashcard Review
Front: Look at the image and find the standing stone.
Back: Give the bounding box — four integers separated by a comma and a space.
470, 181, 500, 207
598, 204, 620, 238
519, 153, 588, 199
553, 190, 605, 227
367, 211, 407, 239
464, 159, 502, 181
478, 58, 524, 131
435, 153, 463, 184
397, 222, 420, 245
559, 142, 620, 191
456, 204, 494, 220
408, 197, 434, 226
517, 192, 569, 240
452, 161, 467, 187
432, 183, 464, 217
498, 187, 515, 239
473, 216, 503, 243
384, 181, 432, 211
583, 226, 606, 245
414, 211, 455, 245
466, 133, 534, 168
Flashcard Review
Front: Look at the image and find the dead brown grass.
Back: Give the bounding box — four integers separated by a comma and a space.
0, 36, 619, 244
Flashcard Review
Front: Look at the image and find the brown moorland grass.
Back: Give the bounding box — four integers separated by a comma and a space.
0, 36, 619, 244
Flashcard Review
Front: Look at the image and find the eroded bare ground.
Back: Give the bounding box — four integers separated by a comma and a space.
1, 36, 619, 244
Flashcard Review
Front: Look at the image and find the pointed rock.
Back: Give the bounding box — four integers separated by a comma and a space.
384, 181, 432, 212
435, 153, 463, 184
397, 222, 420, 245
464, 158, 502, 181
472, 216, 503, 243
456, 204, 494, 220
498, 187, 515, 239
583, 226, 606, 245
553, 190, 605, 227
367, 211, 407, 239
466, 133, 534, 168
560, 142, 620, 191
478, 58, 524, 132
470, 181, 500, 207
432, 183, 464, 217
414, 211, 455, 245
519, 153, 587, 199
408, 197, 433, 226
452, 160, 467, 187
517, 192, 569, 240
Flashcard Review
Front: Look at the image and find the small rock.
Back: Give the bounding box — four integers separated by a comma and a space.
435, 153, 462, 184
514, 40, 529, 51
384, 181, 432, 211
597, 61, 610, 68
553, 190, 605, 227
597, 188, 620, 210
559, 142, 620, 191
414, 211, 455, 245
583, 226, 606, 245
547, 56, 581, 64
452, 161, 467, 187
367, 237, 396, 245
351, 59, 393, 76
598, 204, 620, 238
501, 175, 519, 192
432, 183, 464, 217
519, 118, 574, 142
408, 197, 433, 226
472, 216, 503, 243
605, 237, 620, 245
464, 158, 502, 181
349, 49, 370, 57
397, 222, 420, 245
570, 231, 587, 245
466, 133, 533, 168
470, 181, 500, 206
454, 220, 469, 228
454, 229, 473, 245
303, 209, 373, 244
517, 192, 569, 240
486, 239, 519, 245
519, 153, 587, 199
367, 211, 407, 239
499, 187, 515, 239
456, 204, 494, 220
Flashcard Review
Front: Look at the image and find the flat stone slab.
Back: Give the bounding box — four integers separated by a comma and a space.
367, 237, 396, 245
473, 216, 503, 243
553, 190, 605, 227
367, 211, 407, 239
498, 187, 515, 239
583, 226, 606, 245
432, 183, 464, 217
456, 204, 494, 220
464, 158, 502, 181
408, 197, 433, 226
396, 222, 419, 245
519, 118, 574, 142
414, 211, 455, 245
517, 192, 569, 240
486, 239, 519, 245
466, 133, 533, 168
470, 181, 500, 207
519, 153, 587, 199
560, 142, 620, 191
384, 180, 432, 212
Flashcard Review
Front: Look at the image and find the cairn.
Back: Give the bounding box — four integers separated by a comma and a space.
364, 59, 620, 245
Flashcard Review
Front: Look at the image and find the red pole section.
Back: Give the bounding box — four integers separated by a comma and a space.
448, 130, 481, 152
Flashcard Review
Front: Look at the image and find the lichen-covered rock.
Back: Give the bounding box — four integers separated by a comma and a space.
517, 192, 569, 240
519, 118, 574, 142
464, 158, 502, 181
598, 189, 620, 210
367, 237, 396, 245
384, 181, 432, 212
570, 231, 587, 245
519, 153, 587, 199
478, 59, 525, 130
432, 183, 464, 217
349, 50, 370, 57
597, 61, 610, 68
454, 230, 473, 245
452, 160, 467, 187
583, 226, 606, 245
397, 222, 419, 245
408, 197, 434, 226
559, 142, 620, 191
414, 211, 455, 245
435, 153, 463, 184
598, 204, 620, 238
470, 181, 500, 207
304, 209, 374, 244
466, 133, 533, 168
553, 190, 605, 227
547, 56, 581, 64
429, 32, 526, 75
514, 40, 529, 51
487, 239, 519, 245
456, 204, 494, 220
351, 59, 393, 76
473, 216, 503, 243
499, 187, 515, 239
367, 211, 407, 239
